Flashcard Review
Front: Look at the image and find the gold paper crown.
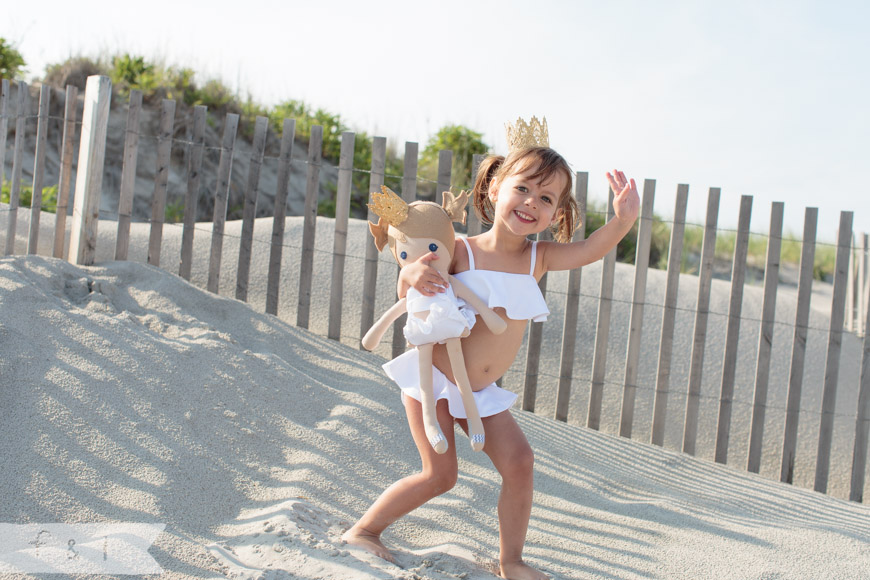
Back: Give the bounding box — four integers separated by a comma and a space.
505, 116, 549, 151
367, 185, 408, 226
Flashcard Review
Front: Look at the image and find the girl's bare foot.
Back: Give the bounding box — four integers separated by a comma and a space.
500, 559, 549, 580
341, 526, 395, 563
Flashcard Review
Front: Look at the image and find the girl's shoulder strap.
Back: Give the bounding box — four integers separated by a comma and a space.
459, 237, 475, 270
529, 241, 538, 276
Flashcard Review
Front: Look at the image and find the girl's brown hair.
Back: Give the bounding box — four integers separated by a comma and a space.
472, 147, 579, 243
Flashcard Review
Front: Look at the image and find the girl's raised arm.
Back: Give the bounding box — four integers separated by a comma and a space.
542, 170, 640, 273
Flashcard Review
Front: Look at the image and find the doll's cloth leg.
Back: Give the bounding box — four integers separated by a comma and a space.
444, 338, 485, 451
383, 349, 518, 419
416, 344, 448, 454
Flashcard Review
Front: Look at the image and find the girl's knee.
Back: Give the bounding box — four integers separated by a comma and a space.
501, 443, 535, 480
421, 467, 458, 496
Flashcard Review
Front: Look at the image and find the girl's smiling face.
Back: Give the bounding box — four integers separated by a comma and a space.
489, 164, 568, 236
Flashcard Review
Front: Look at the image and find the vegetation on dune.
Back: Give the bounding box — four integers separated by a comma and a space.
0, 45, 838, 281
1, 182, 58, 214
0, 38, 26, 80
419, 124, 490, 196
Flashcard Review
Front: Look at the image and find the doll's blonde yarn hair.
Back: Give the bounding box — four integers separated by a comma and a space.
368, 186, 468, 260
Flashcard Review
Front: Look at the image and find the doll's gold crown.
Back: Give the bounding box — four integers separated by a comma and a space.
367, 185, 408, 226
505, 116, 549, 151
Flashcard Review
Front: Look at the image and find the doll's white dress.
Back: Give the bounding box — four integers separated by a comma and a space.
403, 285, 477, 346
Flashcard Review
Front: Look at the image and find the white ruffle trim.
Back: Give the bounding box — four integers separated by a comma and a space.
404, 289, 476, 345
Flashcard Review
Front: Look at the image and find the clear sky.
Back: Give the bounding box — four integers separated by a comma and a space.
3, 0, 868, 241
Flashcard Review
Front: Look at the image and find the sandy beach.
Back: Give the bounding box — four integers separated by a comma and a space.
1, 207, 868, 579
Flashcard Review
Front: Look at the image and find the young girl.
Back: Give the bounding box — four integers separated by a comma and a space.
343, 139, 639, 580
361, 187, 508, 454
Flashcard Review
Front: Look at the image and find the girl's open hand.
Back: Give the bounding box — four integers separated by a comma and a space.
607, 170, 640, 225
399, 252, 447, 297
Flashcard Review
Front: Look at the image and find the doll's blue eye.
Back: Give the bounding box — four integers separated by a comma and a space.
400, 251, 407, 260
429, 243, 438, 252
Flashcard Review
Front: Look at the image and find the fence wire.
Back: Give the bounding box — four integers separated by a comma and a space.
1, 199, 866, 427
1, 110, 858, 253
3, 102, 870, 431
0, 178, 867, 339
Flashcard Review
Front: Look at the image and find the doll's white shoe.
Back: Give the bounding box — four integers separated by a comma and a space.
470, 432, 485, 452
428, 429, 448, 454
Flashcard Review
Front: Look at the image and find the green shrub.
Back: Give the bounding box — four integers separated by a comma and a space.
269, 100, 406, 216
164, 198, 185, 223
110, 54, 159, 96
269, 100, 347, 160
1, 181, 58, 213
419, 125, 489, 198
0, 37, 26, 80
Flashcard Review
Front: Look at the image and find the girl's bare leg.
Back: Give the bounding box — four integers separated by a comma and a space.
458, 410, 548, 580
341, 395, 459, 562
444, 338, 485, 451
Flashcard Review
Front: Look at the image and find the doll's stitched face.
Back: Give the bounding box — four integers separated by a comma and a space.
394, 236, 451, 275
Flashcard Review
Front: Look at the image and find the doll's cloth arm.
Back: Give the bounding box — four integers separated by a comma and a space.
448, 275, 507, 335
362, 298, 408, 350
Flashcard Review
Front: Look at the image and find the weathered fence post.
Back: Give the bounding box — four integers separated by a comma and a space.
747, 201, 784, 473
683, 187, 720, 455
437, 150, 452, 200
53, 85, 78, 259
359, 136, 387, 344
69, 76, 111, 266
851, 278, 870, 502
115, 90, 143, 261
328, 131, 356, 340
587, 189, 616, 431
206, 113, 239, 293
814, 211, 853, 493
147, 98, 176, 267
619, 178, 656, 438
715, 195, 752, 463
714, 195, 753, 464
651, 184, 689, 446
0, 79, 9, 188
296, 125, 323, 328
391, 142, 418, 358
179, 105, 206, 280
860, 234, 868, 335
554, 172, 588, 422
780, 207, 818, 484
522, 228, 552, 412
4, 80, 27, 256
265, 118, 296, 315
236, 116, 268, 301
27, 84, 50, 254
846, 234, 855, 333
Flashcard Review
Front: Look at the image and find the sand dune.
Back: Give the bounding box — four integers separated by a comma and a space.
1, 207, 868, 579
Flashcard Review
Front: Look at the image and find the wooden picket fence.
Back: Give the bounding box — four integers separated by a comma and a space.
2, 76, 869, 504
